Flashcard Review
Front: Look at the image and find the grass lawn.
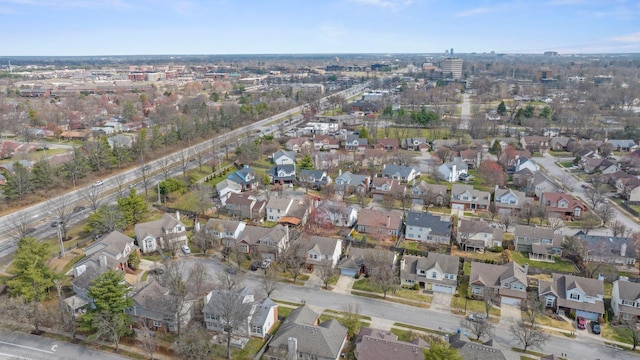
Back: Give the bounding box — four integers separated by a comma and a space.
392, 322, 449, 336
529, 314, 574, 331
463, 262, 471, 276
558, 161, 574, 168
352, 279, 432, 302
451, 296, 501, 317
601, 323, 634, 345
391, 328, 414, 342
277, 306, 293, 318
509, 251, 577, 273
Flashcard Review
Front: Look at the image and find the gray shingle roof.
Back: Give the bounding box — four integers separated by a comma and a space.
405, 211, 451, 237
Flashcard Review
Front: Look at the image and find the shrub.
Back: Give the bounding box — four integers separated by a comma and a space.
490, 246, 503, 253
354, 274, 360, 279
412, 283, 420, 291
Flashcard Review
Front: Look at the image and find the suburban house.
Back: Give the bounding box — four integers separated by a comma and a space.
450, 184, 491, 211
298, 169, 332, 188
584, 158, 619, 175
370, 177, 403, 201
382, 164, 420, 183
313, 135, 341, 150
374, 138, 399, 151
231, 224, 289, 260
457, 218, 503, 251
303, 236, 343, 269
344, 135, 368, 153
203, 218, 247, 241
607, 139, 637, 151
215, 179, 243, 206
313, 200, 359, 228
530, 173, 558, 199
71, 231, 138, 300
574, 231, 636, 266
438, 157, 468, 183
514, 225, 563, 262
410, 181, 448, 206
267, 165, 297, 185
611, 278, 640, 323
272, 149, 296, 165
285, 137, 313, 153
126, 279, 194, 332
404, 211, 451, 245
356, 208, 403, 238
400, 253, 460, 294
469, 262, 528, 305
520, 135, 550, 153
225, 192, 266, 220
266, 197, 294, 222
539, 273, 605, 321
448, 333, 507, 360
550, 137, 573, 151
616, 176, 640, 201
540, 192, 588, 220
361, 149, 387, 167
354, 327, 429, 360
202, 288, 278, 340
400, 137, 429, 151
493, 187, 532, 215
338, 248, 395, 277
134, 212, 187, 254
334, 171, 370, 195
227, 166, 259, 191
264, 305, 347, 360
514, 156, 539, 173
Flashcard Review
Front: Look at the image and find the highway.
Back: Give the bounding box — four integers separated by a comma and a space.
0, 84, 368, 258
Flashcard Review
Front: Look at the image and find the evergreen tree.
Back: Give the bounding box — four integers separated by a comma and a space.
86, 204, 127, 236
30, 160, 54, 190
298, 154, 315, 170
7, 237, 58, 301
60, 147, 88, 187
117, 188, 148, 226
86, 136, 116, 172
3, 162, 32, 200
497, 101, 507, 116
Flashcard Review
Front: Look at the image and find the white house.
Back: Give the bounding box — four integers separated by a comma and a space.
216, 179, 243, 206
404, 211, 451, 244
515, 156, 539, 173
611, 278, 640, 323
400, 253, 460, 294
272, 150, 296, 165
204, 219, 246, 240
438, 157, 468, 183
304, 236, 342, 269
266, 197, 294, 222
539, 274, 604, 321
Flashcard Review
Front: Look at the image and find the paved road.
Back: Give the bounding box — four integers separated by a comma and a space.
0, 84, 368, 257
535, 153, 640, 233
0, 328, 128, 360
459, 93, 470, 129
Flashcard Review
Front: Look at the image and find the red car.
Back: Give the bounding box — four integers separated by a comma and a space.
577, 316, 586, 330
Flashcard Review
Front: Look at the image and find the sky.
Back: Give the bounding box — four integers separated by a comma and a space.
0, 0, 639, 56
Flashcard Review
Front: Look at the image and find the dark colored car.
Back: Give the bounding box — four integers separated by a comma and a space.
225, 266, 237, 275
577, 316, 586, 330
149, 268, 164, 276
73, 206, 86, 213
250, 261, 261, 271
590, 321, 601, 334
24, 227, 37, 235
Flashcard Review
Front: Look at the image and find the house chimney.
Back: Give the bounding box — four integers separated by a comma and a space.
99, 255, 108, 268
176, 211, 180, 221
387, 215, 391, 228
451, 163, 456, 182
400, 257, 406, 270
621, 243, 627, 257
524, 263, 529, 275
339, 168, 342, 176
287, 337, 298, 360
598, 273, 605, 281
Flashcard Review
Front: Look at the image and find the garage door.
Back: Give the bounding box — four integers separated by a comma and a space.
433, 284, 454, 294
576, 310, 599, 321
341, 268, 357, 277
501, 296, 521, 306
452, 203, 464, 210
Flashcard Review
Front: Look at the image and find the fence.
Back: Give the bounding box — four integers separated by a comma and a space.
620, 201, 639, 217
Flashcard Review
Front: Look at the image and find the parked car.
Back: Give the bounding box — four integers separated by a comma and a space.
93, 180, 104, 187
149, 268, 164, 275
577, 316, 586, 330
250, 261, 261, 271
261, 258, 272, 269
225, 266, 237, 275
24, 227, 37, 235
50, 220, 61, 227
590, 321, 601, 334
181, 244, 191, 254
468, 313, 487, 322
73, 206, 86, 213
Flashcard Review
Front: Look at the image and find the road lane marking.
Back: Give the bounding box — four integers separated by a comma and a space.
0, 341, 54, 354
0, 352, 31, 359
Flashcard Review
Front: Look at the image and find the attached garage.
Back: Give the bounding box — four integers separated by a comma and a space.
501, 296, 522, 306
451, 203, 465, 210
340, 268, 357, 277
575, 310, 599, 321
433, 284, 455, 294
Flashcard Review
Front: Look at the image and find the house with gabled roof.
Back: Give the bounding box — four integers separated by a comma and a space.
335, 171, 370, 195
203, 287, 278, 339
285, 137, 313, 153
469, 262, 528, 305
370, 177, 403, 201
356, 208, 402, 238
126, 279, 194, 333
448, 333, 507, 360
303, 236, 342, 269
521, 135, 549, 153
355, 327, 429, 360
405, 211, 451, 244
374, 138, 399, 151
438, 157, 468, 183
337, 248, 395, 277
493, 187, 532, 215
216, 179, 243, 206
530, 172, 557, 199
314, 200, 358, 228
225, 192, 266, 220
457, 218, 502, 251
573, 231, 636, 266
611, 278, 640, 323
607, 139, 637, 152
344, 135, 368, 153
540, 192, 588, 220
227, 165, 259, 191
450, 184, 491, 211
410, 181, 448, 206
134, 212, 187, 254
203, 218, 246, 241
400, 253, 459, 294
382, 164, 420, 183
267, 164, 296, 185
272, 149, 296, 165
514, 225, 563, 262
264, 305, 347, 360
514, 156, 539, 173
231, 224, 289, 260
298, 169, 331, 188
400, 137, 429, 151
539, 273, 604, 321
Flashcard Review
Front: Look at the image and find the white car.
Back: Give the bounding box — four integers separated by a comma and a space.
181, 244, 191, 254
93, 180, 104, 187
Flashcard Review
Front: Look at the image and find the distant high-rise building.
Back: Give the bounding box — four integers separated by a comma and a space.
441, 57, 463, 79
450, 48, 454, 56
544, 51, 558, 56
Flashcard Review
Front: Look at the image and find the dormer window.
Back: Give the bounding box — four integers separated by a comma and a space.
570, 293, 580, 300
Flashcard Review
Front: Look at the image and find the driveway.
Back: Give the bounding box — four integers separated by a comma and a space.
333, 274, 355, 294
500, 304, 522, 325
431, 292, 453, 311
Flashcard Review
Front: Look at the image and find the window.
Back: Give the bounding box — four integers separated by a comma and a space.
431, 272, 437, 279
570, 293, 580, 300
153, 320, 162, 327
502, 282, 510, 288
252, 325, 262, 335
574, 208, 581, 217
546, 296, 555, 307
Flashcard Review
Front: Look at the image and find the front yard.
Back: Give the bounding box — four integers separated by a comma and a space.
352, 278, 432, 303
450, 295, 501, 317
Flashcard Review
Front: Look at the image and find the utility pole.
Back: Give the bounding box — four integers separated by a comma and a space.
57, 224, 65, 258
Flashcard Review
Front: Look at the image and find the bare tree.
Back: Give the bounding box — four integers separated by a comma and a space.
317, 262, 337, 290
460, 317, 495, 340
79, 185, 102, 212
580, 213, 600, 235
482, 287, 499, 318
137, 322, 159, 360
499, 214, 515, 232
213, 272, 255, 360
136, 165, 153, 199
158, 155, 174, 180
510, 320, 549, 352
261, 266, 280, 298
596, 203, 615, 227
47, 195, 73, 240
112, 175, 128, 199
188, 262, 212, 298
159, 262, 191, 338
488, 203, 499, 221
365, 250, 397, 298
584, 184, 607, 209
173, 322, 214, 360
522, 292, 544, 326
611, 220, 631, 238
623, 321, 640, 350
191, 229, 215, 255
12, 211, 34, 240
519, 202, 536, 225
178, 149, 190, 184
281, 229, 306, 285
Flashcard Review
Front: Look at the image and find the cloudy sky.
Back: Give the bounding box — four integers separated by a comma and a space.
1, 0, 639, 56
